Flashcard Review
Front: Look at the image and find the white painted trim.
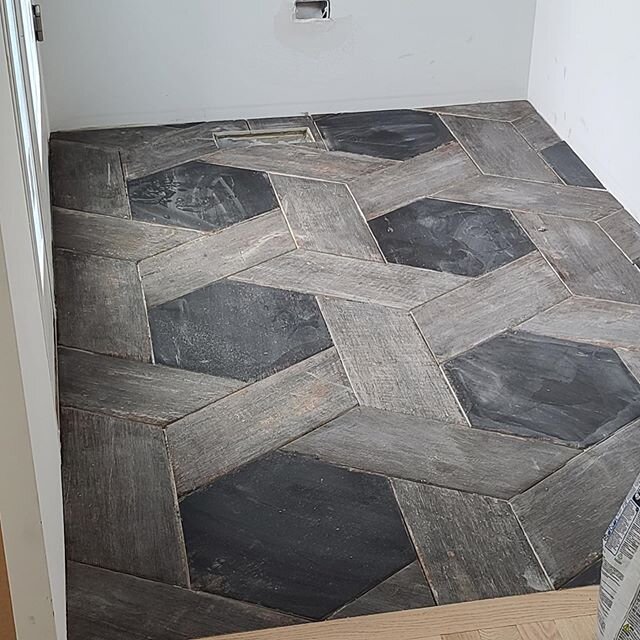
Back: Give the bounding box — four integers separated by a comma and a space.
0, 3, 64, 639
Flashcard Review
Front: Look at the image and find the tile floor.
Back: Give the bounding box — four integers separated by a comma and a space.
51, 102, 640, 640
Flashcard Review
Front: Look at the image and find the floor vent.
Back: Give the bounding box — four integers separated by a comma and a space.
215, 128, 315, 147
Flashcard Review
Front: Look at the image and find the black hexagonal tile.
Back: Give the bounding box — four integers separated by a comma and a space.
127, 160, 278, 232
179, 451, 416, 619
369, 198, 535, 277
148, 280, 332, 382
444, 331, 640, 447
313, 110, 453, 160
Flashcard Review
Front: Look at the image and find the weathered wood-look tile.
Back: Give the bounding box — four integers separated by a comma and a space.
287, 407, 575, 499
329, 561, 435, 619
441, 116, 560, 183
511, 419, 640, 586
520, 297, 640, 351
54, 250, 152, 361
513, 112, 561, 151
318, 298, 463, 421
393, 480, 550, 604
52, 124, 171, 150
369, 199, 535, 277
122, 121, 239, 179
270, 174, 383, 261
618, 349, 640, 382
140, 209, 294, 306
515, 213, 640, 304
53, 207, 200, 261
313, 109, 453, 160
428, 101, 535, 122
166, 348, 356, 494
541, 142, 604, 189
203, 143, 394, 181
58, 347, 243, 426
599, 209, 640, 264
50, 139, 129, 217
179, 451, 415, 619
149, 280, 332, 382
436, 175, 621, 221
413, 253, 568, 361
128, 160, 278, 232
445, 331, 640, 448
67, 562, 300, 640
62, 408, 188, 585
231, 249, 468, 310
350, 143, 480, 220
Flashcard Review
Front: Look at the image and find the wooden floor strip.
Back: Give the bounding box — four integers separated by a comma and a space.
210, 587, 598, 640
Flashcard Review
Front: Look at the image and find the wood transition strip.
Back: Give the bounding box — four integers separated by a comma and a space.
208, 587, 598, 640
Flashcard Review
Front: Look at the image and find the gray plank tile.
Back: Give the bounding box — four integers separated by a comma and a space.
318, 297, 464, 421
58, 347, 243, 426
393, 480, 550, 604
513, 112, 561, 151
329, 561, 435, 619
122, 122, 239, 179
270, 174, 384, 261
599, 209, 640, 263
436, 175, 622, 221
231, 249, 469, 310
50, 139, 129, 218
53, 207, 201, 261
62, 408, 188, 585
441, 115, 560, 183
286, 407, 576, 499
350, 143, 480, 220
139, 209, 294, 306
427, 101, 535, 122
54, 250, 152, 361
413, 252, 568, 361
618, 349, 640, 382
541, 141, 604, 189
512, 419, 640, 585
521, 297, 640, 351
202, 144, 395, 181
67, 562, 301, 640
166, 348, 356, 495
51, 125, 171, 150
515, 212, 640, 304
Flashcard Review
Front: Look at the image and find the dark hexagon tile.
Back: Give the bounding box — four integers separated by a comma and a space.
541, 141, 604, 189
179, 450, 415, 619
148, 280, 332, 382
313, 110, 453, 161
444, 331, 640, 447
368, 198, 535, 277
127, 160, 278, 232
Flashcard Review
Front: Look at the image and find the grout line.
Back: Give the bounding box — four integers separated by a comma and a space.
161, 428, 191, 589
342, 180, 387, 263
510, 502, 556, 591
438, 115, 486, 176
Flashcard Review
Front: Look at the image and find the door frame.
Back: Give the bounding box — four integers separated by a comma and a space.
0, 1, 64, 639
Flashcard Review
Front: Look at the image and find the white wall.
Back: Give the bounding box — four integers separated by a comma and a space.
42, 0, 536, 131
529, 0, 640, 218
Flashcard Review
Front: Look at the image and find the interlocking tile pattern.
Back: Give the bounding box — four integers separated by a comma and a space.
51, 103, 640, 639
